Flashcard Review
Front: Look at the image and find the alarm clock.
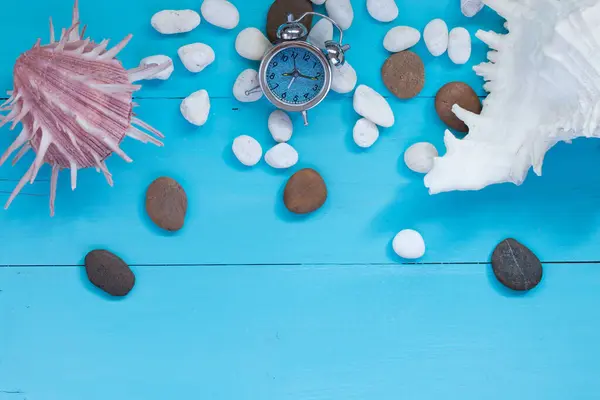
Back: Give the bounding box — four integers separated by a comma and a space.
258, 12, 350, 126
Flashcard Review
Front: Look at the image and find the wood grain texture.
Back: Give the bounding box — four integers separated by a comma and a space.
1, 264, 599, 400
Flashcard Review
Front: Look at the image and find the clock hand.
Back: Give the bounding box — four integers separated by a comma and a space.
287, 76, 297, 89
297, 72, 319, 80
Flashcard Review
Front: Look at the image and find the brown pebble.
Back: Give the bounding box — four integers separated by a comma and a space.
145, 177, 188, 231
85, 250, 135, 297
266, 0, 313, 43
381, 51, 425, 99
435, 82, 482, 133
284, 168, 327, 214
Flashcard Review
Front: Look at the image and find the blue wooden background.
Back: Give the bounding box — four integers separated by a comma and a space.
1, 0, 599, 399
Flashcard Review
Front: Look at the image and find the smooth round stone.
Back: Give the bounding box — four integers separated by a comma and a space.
353, 85, 395, 128
146, 177, 188, 232
268, 110, 293, 142
331, 61, 357, 94
461, 0, 484, 17
367, 0, 399, 22
382, 51, 425, 99
383, 26, 421, 53
265, 143, 299, 169
85, 250, 135, 297
178, 43, 215, 73
424, 18, 449, 57
151, 10, 201, 35
284, 168, 327, 214
404, 142, 438, 173
233, 69, 263, 103
448, 27, 471, 65
266, 0, 313, 43
232, 135, 263, 166
325, 0, 354, 30
353, 118, 379, 148
236, 28, 272, 61
308, 19, 333, 50
492, 238, 543, 291
435, 82, 481, 132
201, 0, 240, 29
181, 90, 211, 126
139, 55, 174, 80
393, 230, 426, 260
310, 0, 326, 4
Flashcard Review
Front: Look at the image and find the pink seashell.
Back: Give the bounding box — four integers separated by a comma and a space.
0, 0, 171, 216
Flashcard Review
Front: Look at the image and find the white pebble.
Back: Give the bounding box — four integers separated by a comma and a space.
353, 85, 395, 128
331, 61, 357, 94
200, 0, 239, 29
308, 19, 333, 50
404, 142, 438, 173
367, 0, 399, 23
178, 43, 215, 73
393, 230, 426, 260
265, 143, 299, 169
232, 135, 262, 166
448, 27, 472, 65
151, 10, 201, 35
383, 26, 421, 53
268, 110, 293, 143
310, 0, 326, 4
461, 0, 484, 17
139, 55, 174, 80
233, 69, 263, 103
181, 90, 210, 126
353, 119, 379, 148
235, 28, 272, 61
423, 19, 449, 57
325, 0, 354, 30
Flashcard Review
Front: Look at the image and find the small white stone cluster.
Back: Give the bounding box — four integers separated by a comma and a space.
232, 110, 299, 169
381, 19, 470, 64
148, 1, 242, 126
351, 85, 394, 148
423, 19, 471, 65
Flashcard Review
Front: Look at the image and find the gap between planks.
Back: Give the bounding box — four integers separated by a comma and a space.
0, 261, 599, 268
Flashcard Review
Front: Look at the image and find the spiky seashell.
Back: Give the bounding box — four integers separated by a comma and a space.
425, 0, 600, 194
0, 1, 170, 215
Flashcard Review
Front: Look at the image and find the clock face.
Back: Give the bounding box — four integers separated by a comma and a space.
264, 46, 327, 106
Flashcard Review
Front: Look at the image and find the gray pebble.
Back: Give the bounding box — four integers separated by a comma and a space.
491, 238, 542, 291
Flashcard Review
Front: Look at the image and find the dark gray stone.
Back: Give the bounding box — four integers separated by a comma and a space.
85, 250, 135, 297
491, 238, 542, 291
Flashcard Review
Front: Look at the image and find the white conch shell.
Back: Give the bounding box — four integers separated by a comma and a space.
425, 0, 600, 194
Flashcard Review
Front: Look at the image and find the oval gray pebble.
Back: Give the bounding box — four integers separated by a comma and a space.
85, 250, 135, 297
491, 238, 542, 291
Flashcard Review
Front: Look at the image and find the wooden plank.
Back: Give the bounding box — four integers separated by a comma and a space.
0, 0, 504, 98
0, 97, 597, 265
1, 263, 599, 400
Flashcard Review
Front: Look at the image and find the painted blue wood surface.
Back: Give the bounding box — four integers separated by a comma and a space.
2, 264, 600, 400
0, 97, 599, 265
0, 0, 503, 98
1, 0, 600, 399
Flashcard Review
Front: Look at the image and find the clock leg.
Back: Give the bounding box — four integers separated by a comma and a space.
302, 110, 309, 126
